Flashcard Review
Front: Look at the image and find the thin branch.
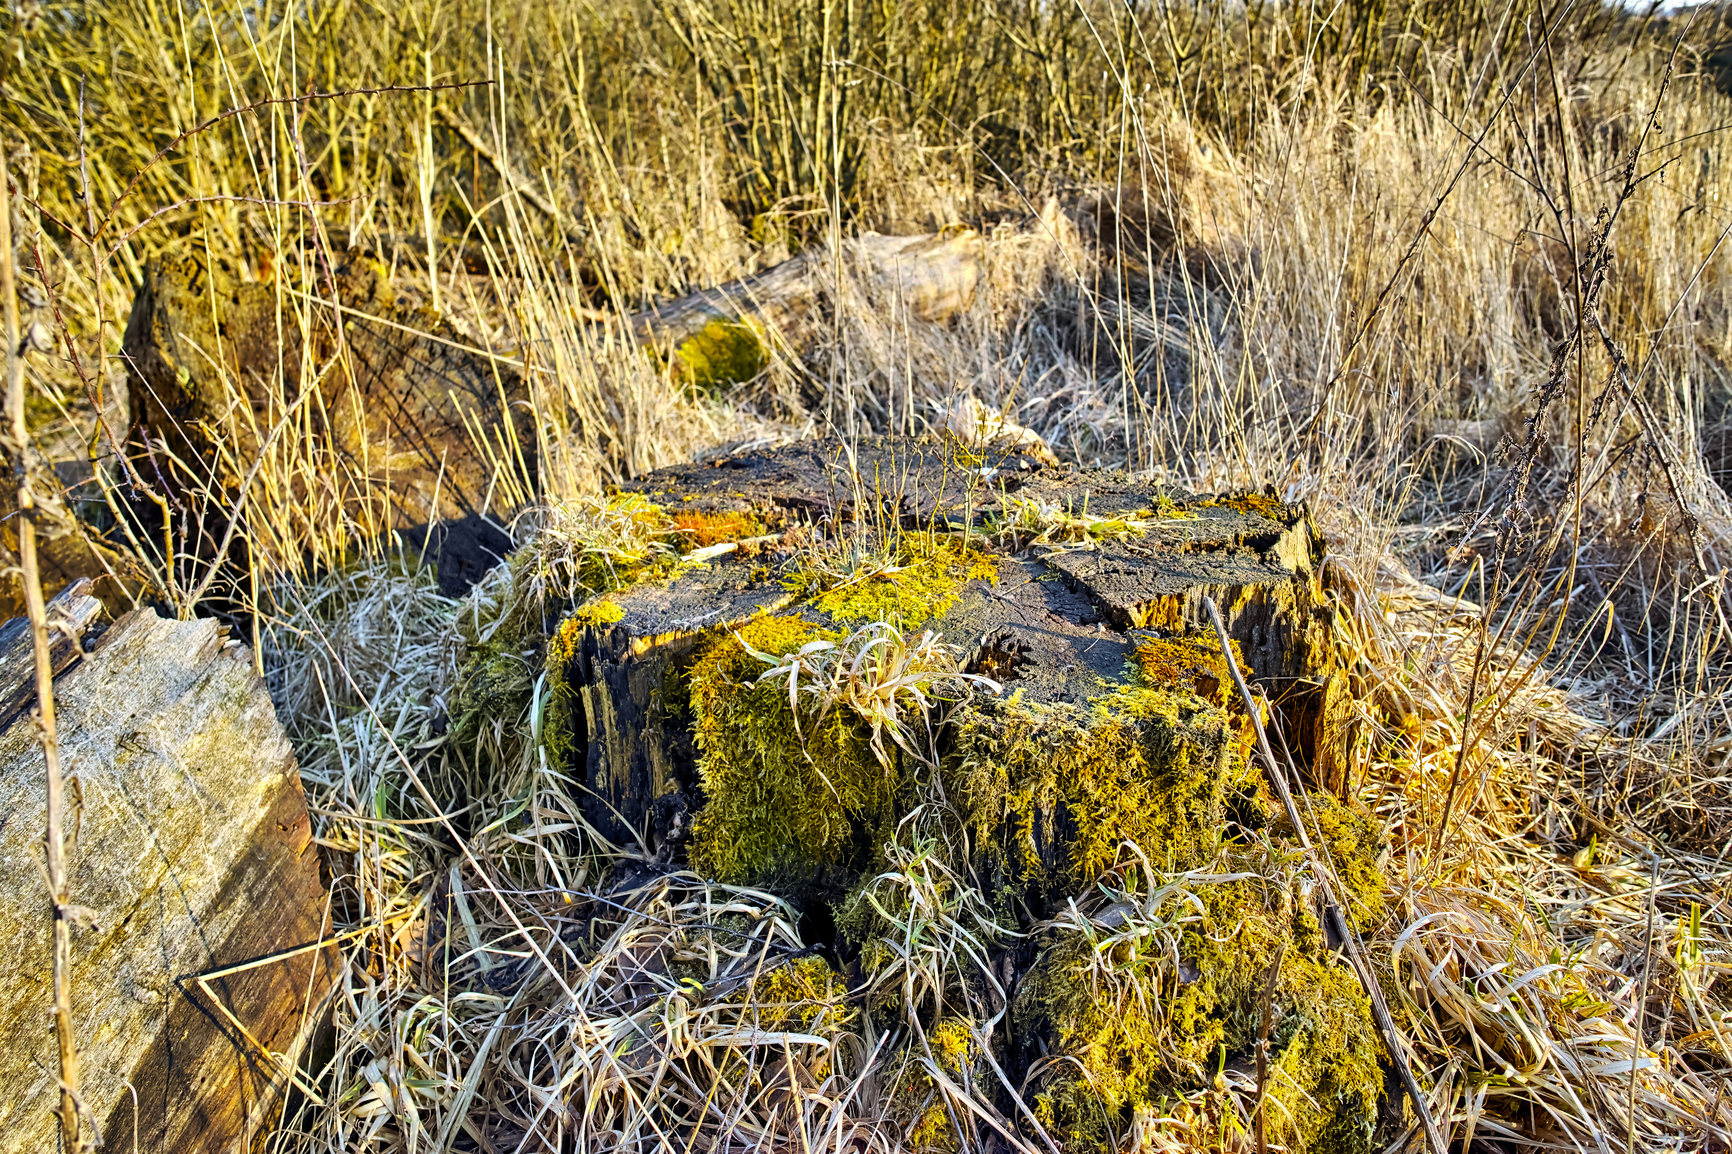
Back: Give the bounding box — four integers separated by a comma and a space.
1, 142, 90, 1154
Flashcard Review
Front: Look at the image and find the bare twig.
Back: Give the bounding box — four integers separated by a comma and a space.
1, 145, 90, 1154
433, 105, 584, 244
99, 81, 492, 235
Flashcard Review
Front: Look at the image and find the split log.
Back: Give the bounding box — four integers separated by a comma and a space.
0, 583, 334, 1154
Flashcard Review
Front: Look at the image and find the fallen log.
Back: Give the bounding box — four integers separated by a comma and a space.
631, 228, 985, 388
0, 582, 334, 1154
453, 435, 1386, 1152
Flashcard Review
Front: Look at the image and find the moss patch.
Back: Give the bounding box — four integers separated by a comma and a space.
948, 687, 1259, 905
887, 1016, 984, 1152
1205, 491, 1289, 520
790, 537, 998, 631
687, 614, 899, 892
673, 316, 770, 389
941, 680, 1384, 1153
671, 507, 766, 549
1132, 632, 1249, 707
730, 954, 856, 1032
1016, 867, 1384, 1154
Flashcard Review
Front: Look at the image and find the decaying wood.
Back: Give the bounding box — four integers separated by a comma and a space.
554, 435, 1348, 849
119, 228, 994, 594
1207, 594, 1449, 1154
122, 249, 536, 538
629, 228, 984, 364
0, 592, 335, 1154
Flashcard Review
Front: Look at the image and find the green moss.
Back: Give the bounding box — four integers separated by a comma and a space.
948, 687, 1259, 904
446, 646, 535, 749
1284, 792, 1388, 933
1017, 869, 1384, 1154
942, 681, 1384, 1153
540, 616, 590, 772
568, 597, 625, 627
730, 954, 856, 1032
687, 614, 898, 892
790, 537, 998, 631
673, 316, 770, 389
887, 1017, 983, 1152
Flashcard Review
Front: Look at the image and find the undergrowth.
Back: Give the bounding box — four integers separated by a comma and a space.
5, 0, 1732, 1151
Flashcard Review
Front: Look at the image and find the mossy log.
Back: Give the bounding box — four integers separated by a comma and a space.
631, 229, 984, 389
0, 585, 334, 1154
524, 435, 1387, 1152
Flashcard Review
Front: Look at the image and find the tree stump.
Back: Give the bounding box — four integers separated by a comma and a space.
0, 584, 335, 1154
510, 436, 1384, 1153
549, 436, 1347, 852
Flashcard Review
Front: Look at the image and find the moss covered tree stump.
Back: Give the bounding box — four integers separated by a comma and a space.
528, 436, 1388, 1152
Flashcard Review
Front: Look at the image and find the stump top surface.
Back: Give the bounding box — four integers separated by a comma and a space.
592, 436, 1323, 702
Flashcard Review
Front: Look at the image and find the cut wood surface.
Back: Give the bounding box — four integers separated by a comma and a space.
0, 590, 334, 1154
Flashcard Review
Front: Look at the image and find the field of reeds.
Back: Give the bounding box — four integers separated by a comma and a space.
6, 0, 1732, 1150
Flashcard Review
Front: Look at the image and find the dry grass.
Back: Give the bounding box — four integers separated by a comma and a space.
7, 0, 1732, 1150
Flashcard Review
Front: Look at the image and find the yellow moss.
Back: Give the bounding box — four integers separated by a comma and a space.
732, 954, 856, 1031
944, 679, 1385, 1153
1205, 491, 1289, 521
1020, 873, 1384, 1154
568, 597, 625, 627
1131, 633, 1249, 708
687, 614, 896, 891
888, 1017, 982, 1153
949, 687, 1260, 902
794, 537, 998, 630
1285, 792, 1388, 932
539, 616, 593, 770
671, 508, 765, 549
673, 316, 769, 389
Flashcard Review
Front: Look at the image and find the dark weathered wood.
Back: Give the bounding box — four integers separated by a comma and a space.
556, 435, 1346, 849
529, 436, 1386, 1150
0, 602, 334, 1154
0, 578, 102, 732
123, 249, 535, 535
